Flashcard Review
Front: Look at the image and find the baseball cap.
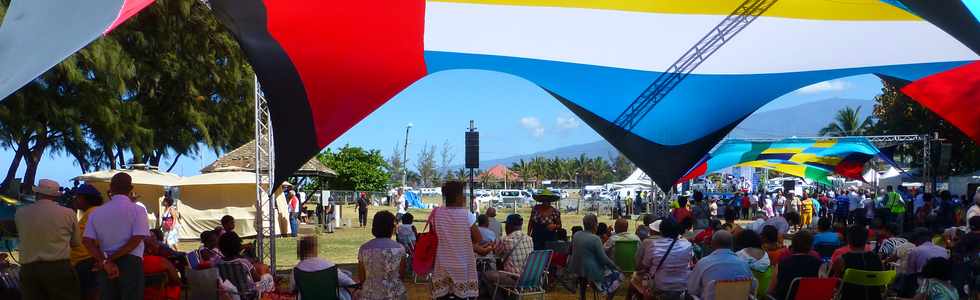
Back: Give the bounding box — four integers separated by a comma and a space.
506, 214, 523, 226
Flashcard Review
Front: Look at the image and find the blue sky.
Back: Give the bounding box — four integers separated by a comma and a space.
0, 71, 886, 185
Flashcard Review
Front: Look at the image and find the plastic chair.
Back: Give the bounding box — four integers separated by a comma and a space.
495, 249, 553, 300
184, 267, 220, 300
839, 269, 895, 299
691, 278, 756, 300
612, 240, 639, 273
293, 266, 339, 300
767, 277, 840, 300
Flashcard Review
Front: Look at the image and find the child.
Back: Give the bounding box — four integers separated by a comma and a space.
396, 213, 417, 248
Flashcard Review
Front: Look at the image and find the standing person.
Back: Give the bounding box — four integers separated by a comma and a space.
16, 179, 81, 300
395, 189, 407, 220
71, 184, 105, 300
800, 193, 814, 228
83, 173, 151, 300
886, 186, 907, 234
775, 193, 786, 215
287, 190, 300, 236
160, 196, 179, 250
740, 193, 751, 220
357, 192, 369, 228
431, 181, 484, 299
528, 189, 562, 250
485, 207, 502, 239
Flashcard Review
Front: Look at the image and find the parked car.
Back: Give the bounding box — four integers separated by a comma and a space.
497, 189, 532, 208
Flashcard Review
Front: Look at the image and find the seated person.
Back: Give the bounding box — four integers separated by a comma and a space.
484, 214, 535, 291
357, 211, 407, 300
769, 231, 821, 300
477, 214, 497, 242
830, 225, 884, 300
292, 236, 355, 300
143, 237, 181, 300
604, 218, 640, 254
189, 230, 222, 269
687, 230, 757, 300
395, 212, 417, 250
217, 232, 271, 297
914, 257, 958, 300
638, 218, 692, 299
569, 214, 622, 297
813, 218, 842, 247
735, 230, 771, 299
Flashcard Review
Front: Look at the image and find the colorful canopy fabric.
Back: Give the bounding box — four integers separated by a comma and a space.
0, 0, 153, 101
1, 0, 976, 189
679, 138, 887, 186
204, 0, 977, 189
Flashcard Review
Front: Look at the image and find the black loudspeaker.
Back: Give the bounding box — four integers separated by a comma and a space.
465, 131, 479, 169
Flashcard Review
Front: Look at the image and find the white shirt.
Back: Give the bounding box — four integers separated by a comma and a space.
848, 192, 861, 211
84, 195, 150, 258
643, 238, 693, 292
967, 205, 980, 223
749, 195, 759, 205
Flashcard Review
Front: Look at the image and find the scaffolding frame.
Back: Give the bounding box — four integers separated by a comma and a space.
253, 76, 277, 271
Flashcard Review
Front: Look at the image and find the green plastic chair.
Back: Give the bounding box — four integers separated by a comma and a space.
294, 266, 339, 300
612, 240, 639, 273
839, 269, 895, 299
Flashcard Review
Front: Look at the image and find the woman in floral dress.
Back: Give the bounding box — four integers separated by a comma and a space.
357, 210, 407, 300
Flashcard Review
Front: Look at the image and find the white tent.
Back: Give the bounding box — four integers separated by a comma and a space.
174, 171, 291, 240
74, 169, 181, 224
617, 169, 653, 188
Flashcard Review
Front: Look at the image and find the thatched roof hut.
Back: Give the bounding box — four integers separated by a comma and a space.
200, 140, 337, 177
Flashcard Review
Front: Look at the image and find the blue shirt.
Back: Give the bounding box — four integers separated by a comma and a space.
813, 232, 841, 247
687, 249, 756, 300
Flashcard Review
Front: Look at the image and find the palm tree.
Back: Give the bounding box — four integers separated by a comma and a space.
819, 106, 874, 137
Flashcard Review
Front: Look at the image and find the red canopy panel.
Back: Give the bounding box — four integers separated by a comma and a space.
902, 61, 980, 144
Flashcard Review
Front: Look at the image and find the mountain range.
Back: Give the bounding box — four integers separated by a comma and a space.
470, 97, 875, 169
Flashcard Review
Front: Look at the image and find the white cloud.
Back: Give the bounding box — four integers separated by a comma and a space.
520, 116, 545, 137
556, 115, 580, 129
796, 79, 851, 94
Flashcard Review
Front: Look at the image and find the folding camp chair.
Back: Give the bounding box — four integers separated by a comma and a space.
217, 261, 258, 300
838, 269, 895, 300
766, 277, 840, 300
294, 266, 340, 300
184, 267, 220, 300
494, 249, 553, 300
691, 278, 756, 300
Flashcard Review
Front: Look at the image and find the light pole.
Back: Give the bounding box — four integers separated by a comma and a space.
401, 123, 412, 188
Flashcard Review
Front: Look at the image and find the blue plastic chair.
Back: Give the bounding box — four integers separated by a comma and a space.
494, 249, 553, 300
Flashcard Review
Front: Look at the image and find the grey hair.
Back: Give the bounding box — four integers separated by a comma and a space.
583, 214, 598, 232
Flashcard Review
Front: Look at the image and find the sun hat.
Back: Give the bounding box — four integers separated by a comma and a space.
532, 189, 560, 203
33, 179, 63, 198
649, 220, 662, 233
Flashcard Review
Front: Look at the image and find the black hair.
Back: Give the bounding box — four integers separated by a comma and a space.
402, 213, 414, 225
761, 225, 779, 244
847, 225, 868, 248
79, 193, 104, 207
597, 223, 609, 237
817, 217, 832, 232
678, 196, 689, 208
150, 228, 164, 241
477, 214, 489, 227
708, 219, 722, 231
200, 230, 216, 243
735, 229, 763, 251
658, 217, 682, 239
371, 211, 396, 238
221, 215, 235, 225
571, 226, 583, 235
219, 232, 243, 258
724, 206, 738, 222
642, 214, 656, 226
921, 257, 952, 281
791, 230, 814, 253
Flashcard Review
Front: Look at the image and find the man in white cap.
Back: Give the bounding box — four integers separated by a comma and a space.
15, 179, 81, 300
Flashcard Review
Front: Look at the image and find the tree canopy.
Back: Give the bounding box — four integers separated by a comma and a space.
317, 145, 390, 191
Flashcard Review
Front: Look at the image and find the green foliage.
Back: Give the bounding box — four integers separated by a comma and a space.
0, 0, 254, 190
869, 83, 979, 175
818, 106, 874, 137
317, 145, 390, 191
507, 154, 624, 188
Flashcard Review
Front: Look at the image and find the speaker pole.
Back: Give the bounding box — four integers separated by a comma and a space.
467, 120, 478, 213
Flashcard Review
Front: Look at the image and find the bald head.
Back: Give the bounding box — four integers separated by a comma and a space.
110, 173, 133, 195
711, 230, 733, 250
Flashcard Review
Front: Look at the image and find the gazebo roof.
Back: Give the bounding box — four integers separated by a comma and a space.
480, 164, 518, 181
200, 140, 336, 177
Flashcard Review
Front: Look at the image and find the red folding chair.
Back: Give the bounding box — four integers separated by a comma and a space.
772, 277, 840, 300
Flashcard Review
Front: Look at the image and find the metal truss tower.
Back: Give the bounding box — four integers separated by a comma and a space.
253, 76, 277, 271
613, 0, 778, 131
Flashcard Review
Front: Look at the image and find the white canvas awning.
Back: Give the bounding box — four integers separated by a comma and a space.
616, 169, 653, 188
74, 169, 181, 186
176, 171, 257, 186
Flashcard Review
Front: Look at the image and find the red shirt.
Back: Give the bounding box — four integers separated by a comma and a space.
143, 255, 180, 300
672, 207, 692, 224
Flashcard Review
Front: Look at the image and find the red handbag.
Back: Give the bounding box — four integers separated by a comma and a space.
412, 208, 438, 276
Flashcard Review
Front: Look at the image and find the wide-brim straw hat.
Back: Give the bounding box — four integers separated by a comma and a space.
532, 189, 560, 202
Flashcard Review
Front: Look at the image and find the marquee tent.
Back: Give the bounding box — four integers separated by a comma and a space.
616, 169, 654, 189
74, 168, 180, 224
174, 171, 291, 240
